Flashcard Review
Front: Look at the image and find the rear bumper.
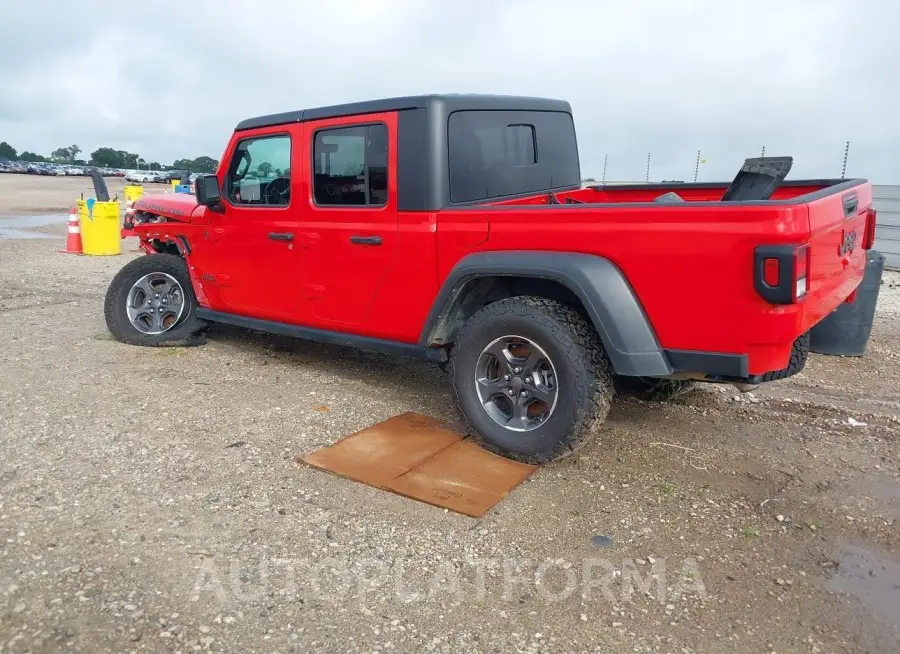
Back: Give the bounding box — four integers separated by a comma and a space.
665, 331, 811, 384
664, 349, 749, 379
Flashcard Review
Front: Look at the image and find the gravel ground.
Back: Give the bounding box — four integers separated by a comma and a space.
1, 195, 899, 653
879, 270, 900, 315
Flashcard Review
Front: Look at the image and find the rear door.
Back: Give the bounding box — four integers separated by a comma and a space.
189, 126, 303, 323
297, 112, 399, 328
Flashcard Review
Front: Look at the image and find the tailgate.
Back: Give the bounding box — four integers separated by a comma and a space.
803, 181, 872, 326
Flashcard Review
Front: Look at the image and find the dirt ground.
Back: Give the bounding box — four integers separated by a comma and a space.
1, 176, 899, 653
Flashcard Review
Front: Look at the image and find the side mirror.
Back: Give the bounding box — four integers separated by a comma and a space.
195, 174, 222, 209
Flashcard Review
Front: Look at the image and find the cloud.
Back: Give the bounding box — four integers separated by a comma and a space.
1, 0, 897, 182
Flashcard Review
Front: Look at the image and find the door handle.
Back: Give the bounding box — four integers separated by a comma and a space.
350, 235, 382, 246
268, 232, 294, 242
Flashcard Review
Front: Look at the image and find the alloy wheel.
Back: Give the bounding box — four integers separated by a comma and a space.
473, 335, 559, 432
125, 272, 186, 335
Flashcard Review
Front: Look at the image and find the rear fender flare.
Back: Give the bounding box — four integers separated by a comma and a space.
419, 251, 673, 377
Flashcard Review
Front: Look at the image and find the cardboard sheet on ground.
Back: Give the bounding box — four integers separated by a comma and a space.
298, 412, 535, 517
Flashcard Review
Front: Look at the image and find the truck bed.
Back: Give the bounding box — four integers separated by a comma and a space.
442, 178, 874, 377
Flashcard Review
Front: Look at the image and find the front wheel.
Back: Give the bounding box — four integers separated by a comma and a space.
104, 253, 206, 346
450, 296, 614, 464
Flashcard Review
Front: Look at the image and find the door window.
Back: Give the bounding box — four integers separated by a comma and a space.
313, 124, 388, 206
226, 134, 291, 206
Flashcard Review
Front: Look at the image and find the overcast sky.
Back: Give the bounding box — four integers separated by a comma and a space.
1, 0, 897, 183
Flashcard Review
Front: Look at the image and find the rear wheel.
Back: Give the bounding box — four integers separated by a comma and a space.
450, 296, 614, 464
104, 254, 206, 346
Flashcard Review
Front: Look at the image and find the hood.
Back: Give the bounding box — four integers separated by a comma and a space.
133, 193, 199, 223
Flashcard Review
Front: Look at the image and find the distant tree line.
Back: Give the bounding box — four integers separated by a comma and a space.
0, 140, 218, 173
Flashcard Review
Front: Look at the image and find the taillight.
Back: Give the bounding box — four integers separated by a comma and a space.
794, 244, 810, 301
763, 258, 780, 287
863, 208, 877, 250
754, 244, 811, 305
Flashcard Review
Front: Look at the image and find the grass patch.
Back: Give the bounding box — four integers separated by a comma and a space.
92, 332, 115, 341
156, 347, 188, 358
741, 524, 760, 538
658, 481, 678, 496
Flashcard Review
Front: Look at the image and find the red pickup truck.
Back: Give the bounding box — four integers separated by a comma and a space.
104, 94, 877, 463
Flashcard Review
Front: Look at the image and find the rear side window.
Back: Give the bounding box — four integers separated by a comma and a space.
448, 110, 579, 203
313, 124, 388, 206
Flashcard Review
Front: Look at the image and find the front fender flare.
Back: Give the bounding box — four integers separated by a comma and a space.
419, 251, 673, 377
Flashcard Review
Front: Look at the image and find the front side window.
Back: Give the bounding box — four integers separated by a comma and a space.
226, 134, 291, 206
313, 124, 388, 206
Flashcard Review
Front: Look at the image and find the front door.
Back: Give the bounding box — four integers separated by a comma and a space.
191, 129, 302, 323
298, 113, 399, 329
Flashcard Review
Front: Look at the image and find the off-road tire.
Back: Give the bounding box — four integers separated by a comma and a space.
615, 376, 697, 401
450, 296, 614, 464
761, 331, 810, 381
104, 253, 207, 346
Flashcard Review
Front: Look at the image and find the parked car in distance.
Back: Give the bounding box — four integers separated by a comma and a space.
126, 171, 156, 183
104, 93, 877, 464
27, 163, 54, 175
160, 169, 190, 183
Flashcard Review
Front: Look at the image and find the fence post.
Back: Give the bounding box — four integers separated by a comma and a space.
841, 141, 850, 178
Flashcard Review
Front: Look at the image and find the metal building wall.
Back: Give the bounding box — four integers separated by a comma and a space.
873, 185, 900, 270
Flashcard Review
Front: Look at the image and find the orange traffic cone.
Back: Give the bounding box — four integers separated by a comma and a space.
60, 206, 83, 255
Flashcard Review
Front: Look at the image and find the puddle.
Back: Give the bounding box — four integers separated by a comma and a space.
0, 214, 68, 240
0, 228, 55, 240
826, 543, 900, 627
0, 214, 69, 228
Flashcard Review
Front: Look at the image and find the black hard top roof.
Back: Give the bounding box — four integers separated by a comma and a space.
235, 93, 572, 131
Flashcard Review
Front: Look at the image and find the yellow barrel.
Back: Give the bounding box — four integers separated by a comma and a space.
171, 180, 179, 192
123, 185, 143, 224
124, 185, 143, 204
78, 199, 122, 256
